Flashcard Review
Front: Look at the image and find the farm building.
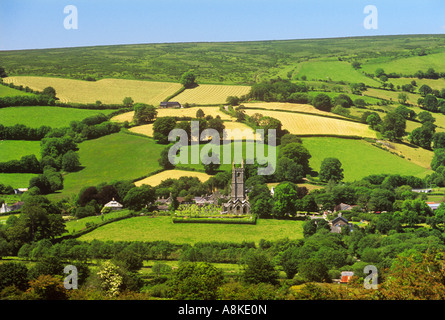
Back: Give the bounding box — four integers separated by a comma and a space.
330, 215, 353, 233
14, 188, 28, 195
160, 101, 182, 108
340, 271, 354, 284
412, 188, 432, 193
427, 202, 441, 211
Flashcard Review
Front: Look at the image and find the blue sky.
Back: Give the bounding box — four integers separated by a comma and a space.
1, 0, 444, 50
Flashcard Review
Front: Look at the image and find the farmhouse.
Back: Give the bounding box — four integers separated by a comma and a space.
427, 202, 441, 211
330, 215, 352, 233
222, 161, 250, 215
160, 101, 182, 109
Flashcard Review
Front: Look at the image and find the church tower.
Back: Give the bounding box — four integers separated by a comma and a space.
231, 160, 246, 201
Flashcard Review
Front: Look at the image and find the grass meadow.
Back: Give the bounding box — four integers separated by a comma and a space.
0, 140, 41, 162
78, 215, 305, 245
0, 106, 116, 128
302, 137, 432, 181
56, 132, 165, 199
296, 59, 381, 86
0, 85, 35, 97
0, 173, 37, 188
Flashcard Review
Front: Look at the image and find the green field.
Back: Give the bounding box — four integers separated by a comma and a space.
57, 131, 165, 198
302, 137, 432, 181
0, 85, 35, 97
0, 173, 37, 188
64, 209, 132, 234
297, 59, 381, 86
78, 215, 304, 244
0, 140, 41, 162
361, 51, 445, 76
0, 106, 116, 128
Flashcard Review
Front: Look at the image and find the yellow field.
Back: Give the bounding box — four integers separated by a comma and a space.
129, 124, 154, 137
135, 170, 211, 187
243, 109, 377, 138
377, 140, 434, 169
3, 76, 182, 105
111, 106, 234, 123
222, 121, 261, 140
364, 88, 420, 105
243, 102, 344, 117
174, 84, 251, 104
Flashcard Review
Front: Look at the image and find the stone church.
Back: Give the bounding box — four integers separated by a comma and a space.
222, 161, 251, 214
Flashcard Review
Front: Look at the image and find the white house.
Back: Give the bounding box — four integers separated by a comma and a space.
103, 198, 123, 211
0, 203, 12, 214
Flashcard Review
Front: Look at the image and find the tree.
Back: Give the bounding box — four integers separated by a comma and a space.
313, 93, 332, 112
242, 252, 279, 285
61, 150, 80, 172
226, 96, 240, 106
298, 258, 330, 283
433, 132, 445, 149
123, 185, 156, 211
409, 122, 435, 150
0, 262, 29, 291
42, 87, 56, 99
158, 146, 175, 170
319, 157, 344, 183
180, 71, 197, 88
419, 84, 433, 97
431, 148, 445, 171
272, 182, 299, 218
278, 142, 312, 174
0, 66, 7, 78
366, 113, 382, 130
195, 108, 205, 118
133, 103, 157, 125
381, 111, 406, 141
122, 97, 134, 107
170, 262, 224, 300
417, 111, 436, 124
152, 117, 176, 144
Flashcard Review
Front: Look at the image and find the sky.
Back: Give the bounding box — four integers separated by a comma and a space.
0, 0, 444, 50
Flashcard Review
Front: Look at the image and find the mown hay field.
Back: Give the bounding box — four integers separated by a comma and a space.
174, 84, 251, 105
243, 109, 377, 138
111, 106, 234, 123
242, 102, 345, 117
3, 76, 182, 105
135, 170, 211, 187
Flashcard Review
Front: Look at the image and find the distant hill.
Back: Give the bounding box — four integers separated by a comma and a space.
1, 34, 445, 85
